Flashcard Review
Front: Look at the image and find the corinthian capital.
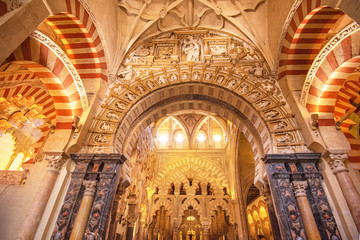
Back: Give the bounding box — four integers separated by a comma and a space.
83, 180, 97, 196
45, 153, 65, 172
328, 153, 348, 174
292, 181, 307, 197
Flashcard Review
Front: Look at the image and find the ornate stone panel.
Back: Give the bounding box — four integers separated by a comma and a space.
51, 154, 127, 240
263, 154, 342, 240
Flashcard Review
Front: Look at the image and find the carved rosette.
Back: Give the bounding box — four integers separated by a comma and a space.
329, 153, 348, 174
46, 153, 66, 172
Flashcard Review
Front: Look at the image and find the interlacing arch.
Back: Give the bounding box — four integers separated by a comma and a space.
150, 198, 173, 218
208, 199, 235, 224
179, 199, 202, 218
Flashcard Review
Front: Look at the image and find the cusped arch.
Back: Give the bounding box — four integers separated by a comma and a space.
208, 199, 235, 224
179, 199, 202, 218
150, 198, 173, 218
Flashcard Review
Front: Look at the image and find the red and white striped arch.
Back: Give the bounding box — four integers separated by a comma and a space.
7, 37, 84, 117
335, 76, 360, 167
45, 12, 105, 84
14, 61, 75, 130
279, 1, 344, 85
304, 30, 360, 167
64, 0, 108, 81
305, 32, 360, 124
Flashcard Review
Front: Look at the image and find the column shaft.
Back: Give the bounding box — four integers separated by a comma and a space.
334, 170, 360, 231
70, 195, 95, 240
293, 181, 321, 240
330, 153, 360, 232
17, 154, 64, 240
69, 180, 97, 240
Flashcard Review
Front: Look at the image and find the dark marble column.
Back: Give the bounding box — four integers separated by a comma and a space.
263, 155, 306, 240
51, 153, 127, 240
263, 153, 342, 240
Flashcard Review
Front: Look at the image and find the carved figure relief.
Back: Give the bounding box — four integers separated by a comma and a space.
182, 36, 200, 62
277, 133, 293, 144
124, 92, 137, 101
265, 110, 279, 120
273, 121, 288, 131
115, 102, 126, 111
169, 73, 178, 82
257, 99, 271, 109
106, 112, 120, 121
193, 71, 201, 80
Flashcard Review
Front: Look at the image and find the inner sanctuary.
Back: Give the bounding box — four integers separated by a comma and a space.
0, 0, 359, 239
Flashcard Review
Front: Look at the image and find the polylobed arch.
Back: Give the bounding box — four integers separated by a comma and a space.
153, 156, 229, 193
179, 199, 202, 219
0, 60, 81, 163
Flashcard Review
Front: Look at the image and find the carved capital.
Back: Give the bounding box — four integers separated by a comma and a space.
83, 180, 97, 196
329, 153, 348, 174
46, 153, 66, 172
259, 184, 270, 197
292, 181, 308, 197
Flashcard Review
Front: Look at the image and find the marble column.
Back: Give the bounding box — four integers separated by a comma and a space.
260, 184, 281, 240
69, 180, 97, 240
172, 218, 180, 240
17, 153, 65, 240
293, 181, 321, 240
202, 220, 210, 240
329, 153, 360, 231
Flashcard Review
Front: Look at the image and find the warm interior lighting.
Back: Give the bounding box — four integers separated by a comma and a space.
159, 134, 169, 143
213, 134, 221, 142
186, 216, 195, 221
197, 133, 206, 142
0, 132, 16, 170
175, 133, 184, 143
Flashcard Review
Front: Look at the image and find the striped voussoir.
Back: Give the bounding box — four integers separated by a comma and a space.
304, 30, 360, 167
64, 0, 108, 81
7, 37, 84, 117
46, 11, 106, 83
14, 61, 75, 130
279, 1, 344, 83
336, 77, 360, 168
